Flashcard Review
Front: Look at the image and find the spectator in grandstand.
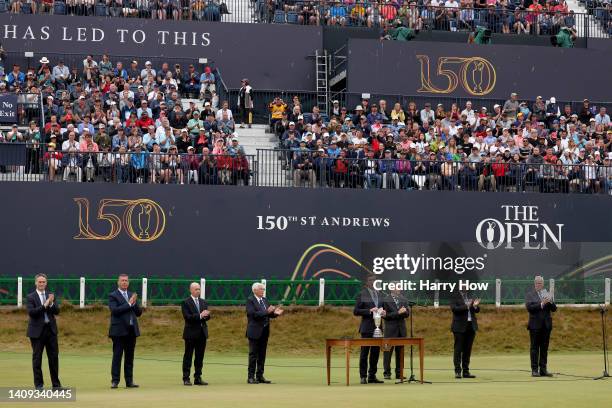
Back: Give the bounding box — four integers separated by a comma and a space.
199, 66, 216, 100
269, 96, 288, 131
238, 78, 253, 128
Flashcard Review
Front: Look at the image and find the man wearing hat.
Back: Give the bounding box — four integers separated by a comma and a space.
503, 92, 519, 119
140, 61, 156, 80
200, 66, 216, 100
238, 79, 253, 129
352, 105, 364, 124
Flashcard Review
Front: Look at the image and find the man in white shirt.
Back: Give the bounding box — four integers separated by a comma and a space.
461, 101, 476, 127
26, 273, 61, 389
181, 283, 211, 386
109, 274, 143, 388
215, 100, 233, 122
140, 61, 156, 80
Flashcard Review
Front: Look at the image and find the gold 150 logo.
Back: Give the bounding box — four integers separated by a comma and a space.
416, 55, 496, 96
74, 198, 166, 242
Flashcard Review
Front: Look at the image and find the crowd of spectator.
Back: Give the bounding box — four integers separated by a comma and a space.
257, 0, 605, 36
270, 93, 612, 193
5, 0, 610, 36
0, 54, 253, 185
3, 0, 231, 21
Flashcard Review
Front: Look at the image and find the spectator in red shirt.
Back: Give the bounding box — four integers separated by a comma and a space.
136, 111, 155, 131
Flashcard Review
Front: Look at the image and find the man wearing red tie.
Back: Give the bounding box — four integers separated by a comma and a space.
181, 282, 211, 386
108, 274, 143, 389
26, 273, 61, 390
245, 282, 283, 384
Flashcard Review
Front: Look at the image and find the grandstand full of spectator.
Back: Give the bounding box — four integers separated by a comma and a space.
0, 53, 256, 185
271, 92, 611, 193
3, 0, 609, 36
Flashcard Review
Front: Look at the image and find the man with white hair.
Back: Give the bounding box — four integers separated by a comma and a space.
245, 282, 283, 384
181, 282, 210, 386
525, 276, 557, 377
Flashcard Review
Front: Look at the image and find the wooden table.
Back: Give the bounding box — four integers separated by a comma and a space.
325, 337, 424, 386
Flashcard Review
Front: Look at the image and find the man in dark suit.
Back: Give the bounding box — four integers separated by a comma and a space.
181, 282, 210, 386
108, 274, 143, 389
353, 275, 385, 384
382, 287, 409, 380
526, 275, 557, 377
26, 273, 61, 389
246, 282, 283, 384
451, 290, 480, 379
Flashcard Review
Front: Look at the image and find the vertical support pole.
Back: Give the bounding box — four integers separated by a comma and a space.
549, 278, 555, 301
79, 277, 85, 309
17, 277, 23, 308
319, 278, 325, 307
142, 278, 148, 308
200, 278, 206, 300
495, 279, 501, 308
433, 278, 440, 309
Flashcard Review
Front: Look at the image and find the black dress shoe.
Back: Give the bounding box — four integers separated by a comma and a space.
383, 374, 391, 380
35, 385, 44, 390
193, 378, 208, 385
368, 377, 384, 383
360, 378, 368, 384
531, 371, 541, 377
247, 378, 258, 384
256, 377, 271, 384
463, 372, 476, 378
111, 382, 119, 389
540, 371, 553, 377
183, 380, 192, 386
455, 372, 462, 379
126, 383, 139, 388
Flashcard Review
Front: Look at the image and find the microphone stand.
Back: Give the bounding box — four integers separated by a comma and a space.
396, 301, 431, 384
594, 304, 610, 380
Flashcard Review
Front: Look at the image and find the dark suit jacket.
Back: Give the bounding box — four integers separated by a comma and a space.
245, 295, 278, 340
525, 289, 557, 331
26, 291, 60, 338
182, 297, 210, 340
353, 288, 382, 335
450, 293, 480, 333
108, 289, 143, 337
382, 294, 408, 338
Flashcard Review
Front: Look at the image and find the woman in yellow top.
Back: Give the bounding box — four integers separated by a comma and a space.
390, 102, 406, 123
269, 97, 288, 128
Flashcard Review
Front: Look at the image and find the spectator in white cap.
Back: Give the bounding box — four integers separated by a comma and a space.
140, 61, 156, 80
331, 100, 341, 116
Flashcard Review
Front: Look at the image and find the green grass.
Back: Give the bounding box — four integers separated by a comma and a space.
0, 305, 607, 355
0, 351, 609, 408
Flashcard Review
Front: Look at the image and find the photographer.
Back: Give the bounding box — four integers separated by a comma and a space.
269, 96, 288, 131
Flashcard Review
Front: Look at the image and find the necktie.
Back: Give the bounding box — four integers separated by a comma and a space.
122, 291, 133, 325
259, 298, 265, 310
392, 295, 398, 307
369, 289, 378, 308
41, 292, 50, 324
463, 293, 472, 322
194, 298, 200, 314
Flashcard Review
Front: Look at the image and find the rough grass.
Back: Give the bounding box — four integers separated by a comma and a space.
1, 305, 607, 356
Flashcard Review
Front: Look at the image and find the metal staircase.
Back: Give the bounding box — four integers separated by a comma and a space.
315, 50, 329, 116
